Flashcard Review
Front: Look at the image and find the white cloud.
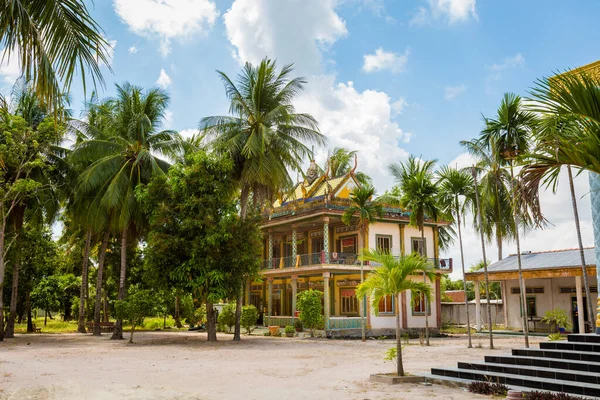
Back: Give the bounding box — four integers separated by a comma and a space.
223, 0, 347, 74
163, 110, 174, 128
487, 53, 525, 80
0, 51, 21, 86
295, 74, 410, 191
411, 0, 477, 25
113, 0, 218, 57
179, 128, 199, 139
363, 48, 409, 74
103, 40, 117, 67
444, 153, 594, 280
156, 69, 172, 89
128, 46, 138, 54
391, 98, 408, 115
444, 84, 467, 100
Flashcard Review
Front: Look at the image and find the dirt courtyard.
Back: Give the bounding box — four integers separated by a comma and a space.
0, 332, 541, 399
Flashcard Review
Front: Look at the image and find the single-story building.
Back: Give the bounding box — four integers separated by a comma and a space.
465, 248, 597, 333
442, 297, 504, 327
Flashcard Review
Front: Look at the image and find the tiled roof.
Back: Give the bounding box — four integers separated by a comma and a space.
470, 247, 596, 274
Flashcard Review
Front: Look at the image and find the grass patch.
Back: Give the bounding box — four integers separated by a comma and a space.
14, 316, 187, 334
441, 326, 476, 335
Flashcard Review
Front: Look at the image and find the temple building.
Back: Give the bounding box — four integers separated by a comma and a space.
246, 158, 453, 336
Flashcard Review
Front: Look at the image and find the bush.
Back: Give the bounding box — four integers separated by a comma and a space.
294, 319, 303, 332
115, 289, 156, 343
548, 332, 563, 341
541, 308, 572, 333
218, 303, 236, 333
241, 305, 259, 334
296, 289, 323, 337
527, 391, 585, 400
284, 325, 295, 334
467, 381, 508, 396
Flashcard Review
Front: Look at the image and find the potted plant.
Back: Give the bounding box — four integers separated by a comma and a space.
294, 319, 303, 333
284, 325, 295, 337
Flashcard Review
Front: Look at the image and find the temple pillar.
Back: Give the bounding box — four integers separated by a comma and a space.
323, 217, 330, 263
475, 280, 482, 332
291, 275, 298, 322
590, 172, 600, 333
267, 278, 273, 326
435, 275, 442, 328
268, 230, 273, 269
292, 225, 298, 267
323, 272, 330, 330
501, 281, 509, 328
576, 275, 585, 333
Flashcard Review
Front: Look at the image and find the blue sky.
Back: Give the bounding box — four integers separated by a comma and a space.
1, 0, 598, 274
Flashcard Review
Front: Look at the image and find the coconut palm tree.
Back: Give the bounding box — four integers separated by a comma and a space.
0, 0, 112, 110
356, 250, 434, 376
342, 185, 383, 341
437, 166, 479, 347
389, 155, 441, 346
200, 58, 325, 341
327, 147, 372, 185
72, 83, 179, 340
480, 92, 538, 348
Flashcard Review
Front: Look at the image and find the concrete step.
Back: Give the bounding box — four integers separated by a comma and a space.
485, 354, 600, 373
541, 340, 600, 353
568, 334, 600, 344
457, 361, 600, 385
430, 367, 600, 398
512, 347, 600, 363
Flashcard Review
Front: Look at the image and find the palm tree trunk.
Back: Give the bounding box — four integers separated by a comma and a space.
0, 216, 5, 341
5, 207, 24, 338
111, 227, 128, 340
568, 165, 595, 332
93, 230, 110, 336
496, 229, 502, 261
511, 162, 529, 348
233, 187, 250, 341
455, 196, 472, 348
396, 292, 404, 376
495, 178, 503, 261
422, 228, 430, 346
207, 300, 217, 342
472, 167, 493, 348
78, 229, 92, 333
44, 304, 48, 326
361, 229, 366, 342
26, 291, 33, 333
589, 172, 600, 334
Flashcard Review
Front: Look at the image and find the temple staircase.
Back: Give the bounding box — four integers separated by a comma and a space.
431, 334, 600, 398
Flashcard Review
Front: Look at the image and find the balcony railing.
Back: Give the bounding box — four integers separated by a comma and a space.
261, 253, 452, 271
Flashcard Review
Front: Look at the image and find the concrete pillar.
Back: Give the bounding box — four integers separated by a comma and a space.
291, 275, 298, 322
475, 280, 482, 331
576, 275, 585, 333
268, 231, 273, 269
323, 217, 330, 263
323, 272, 330, 330
267, 278, 273, 326
501, 281, 509, 328
262, 280, 267, 327
244, 279, 251, 306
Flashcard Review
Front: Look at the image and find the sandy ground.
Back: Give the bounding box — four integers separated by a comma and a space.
0, 331, 542, 400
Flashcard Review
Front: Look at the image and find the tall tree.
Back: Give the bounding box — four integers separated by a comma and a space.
72, 83, 178, 340
357, 250, 434, 377
389, 155, 441, 346
326, 147, 372, 185
0, 0, 111, 110
480, 92, 538, 348
437, 166, 478, 348
200, 58, 325, 340
342, 185, 383, 341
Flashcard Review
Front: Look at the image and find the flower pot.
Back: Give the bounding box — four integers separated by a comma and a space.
268, 326, 280, 336
286, 332, 294, 337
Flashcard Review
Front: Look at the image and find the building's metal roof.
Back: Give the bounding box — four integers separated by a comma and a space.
469, 248, 596, 275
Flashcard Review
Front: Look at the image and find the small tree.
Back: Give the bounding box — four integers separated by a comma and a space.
115, 290, 156, 343
297, 289, 324, 337
541, 308, 572, 333
218, 303, 237, 333
241, 305, 259, 334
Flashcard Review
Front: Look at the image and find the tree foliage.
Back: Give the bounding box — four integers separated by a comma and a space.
296, 289, 323, 336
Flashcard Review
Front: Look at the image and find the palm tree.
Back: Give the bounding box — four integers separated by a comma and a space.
0, 0, 112, 110
72, 83, 178, 340
389, 155, 441, 346
342, 185, 383, 341
200, 58, 325, 340
437, 166, 478, 347
327, 147, 372, 185
356, 250, 435, 376
481, 92, 538, 348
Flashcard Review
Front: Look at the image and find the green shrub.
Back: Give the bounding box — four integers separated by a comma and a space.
284, 325, 295, 334
541, 308, 572, 333
241, 305, 259, 334
294, 319, 303, 332
467, 381, 508, 396
548, 332, 563, 341
115, 289, 156, 343
527, 391, 585, 400
218, 303, 236, 333
297, 289, 323, 337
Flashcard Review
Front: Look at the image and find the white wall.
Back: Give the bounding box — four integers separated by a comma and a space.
443, 303, 504, 326
369, 222, 401, 256
404, 225, 435, 258
504, 276, 598, 332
